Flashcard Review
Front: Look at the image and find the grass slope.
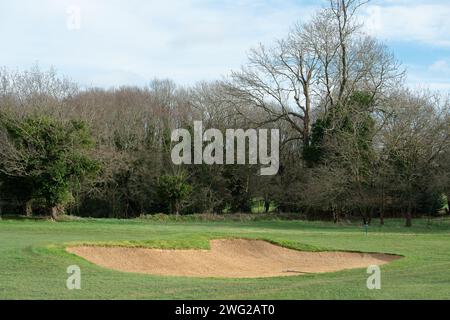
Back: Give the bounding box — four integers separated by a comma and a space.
1, 217, 450, 299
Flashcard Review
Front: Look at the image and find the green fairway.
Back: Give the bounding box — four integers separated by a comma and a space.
1, 217, 450, 300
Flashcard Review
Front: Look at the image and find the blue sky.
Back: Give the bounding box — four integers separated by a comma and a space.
0, 0, 449, 92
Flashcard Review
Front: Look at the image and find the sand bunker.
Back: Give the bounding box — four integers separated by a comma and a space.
67, 239, 400, 278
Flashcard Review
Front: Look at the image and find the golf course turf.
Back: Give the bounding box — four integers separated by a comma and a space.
1, 217, 450, 299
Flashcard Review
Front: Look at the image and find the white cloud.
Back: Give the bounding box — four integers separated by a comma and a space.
361, 1, 450, 93
429, 60, 450, 73
363, 2, 450, 47
406, 59, 450, 94
0, 0, 318, 87
0, 0, 448, 92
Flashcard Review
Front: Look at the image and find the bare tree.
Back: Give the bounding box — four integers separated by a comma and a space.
225, 0, 403, 151
380, 90, 450, 226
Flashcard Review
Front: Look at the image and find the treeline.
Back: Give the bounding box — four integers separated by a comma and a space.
0, 0, 449, 226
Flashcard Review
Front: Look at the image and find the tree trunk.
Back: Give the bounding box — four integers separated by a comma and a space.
50, 206, 64, 220
24, 200, 33, 217
446, 194, 450, 215
303, 89, 311, 149
174, 202, 180, 216
332, 206, 339, 223
405, 200, 412, 227
379, 210, 385, 226
264, 199, 270, 213
51, 207, 58, 220
368, 207, 373, 225
380, 184, 385, 225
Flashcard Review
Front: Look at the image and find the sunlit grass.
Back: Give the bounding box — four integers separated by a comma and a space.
1, 217, 450, 299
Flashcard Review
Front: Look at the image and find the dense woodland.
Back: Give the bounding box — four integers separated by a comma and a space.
0, 0, 449, 226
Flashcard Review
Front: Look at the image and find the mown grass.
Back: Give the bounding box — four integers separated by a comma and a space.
1, 217, 450, 299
